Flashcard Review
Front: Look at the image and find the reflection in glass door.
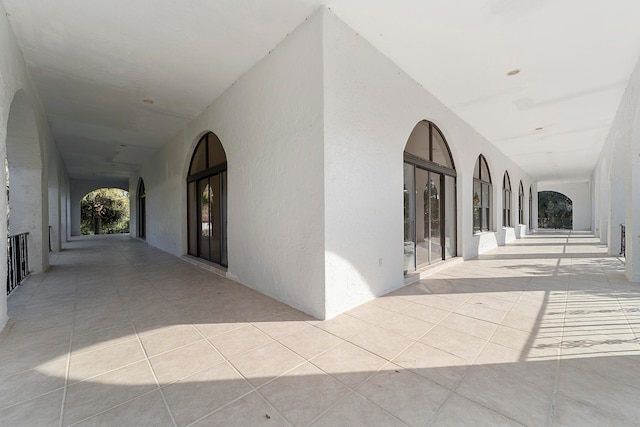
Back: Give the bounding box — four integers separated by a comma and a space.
404, 164, 416, 273
404, 164, 455, 273
198, 180, 212, 261
403, 121, 456, 274
196, 174, 226, 265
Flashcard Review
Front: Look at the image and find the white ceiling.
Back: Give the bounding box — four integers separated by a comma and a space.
4, 0, 640, 183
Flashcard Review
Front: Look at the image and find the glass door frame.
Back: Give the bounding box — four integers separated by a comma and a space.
187, 163, 228, 267
403, 153, 456, 274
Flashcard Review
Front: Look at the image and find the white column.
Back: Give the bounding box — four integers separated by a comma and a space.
626, 106, 640, 282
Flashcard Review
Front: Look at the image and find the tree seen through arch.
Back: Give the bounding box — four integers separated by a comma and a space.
538, 191, 572, 229
81, 188, 130, 235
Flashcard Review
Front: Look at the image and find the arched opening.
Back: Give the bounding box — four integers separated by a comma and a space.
473, 155, 492, 233
187, 132, 228, 266
403, 121, 456, 274
80, 188, 130, 235
518, 181, 524, 225
538, 191, 573, 229
137, 178, 146, 239
503, 171, 512, 227
5, 90, 46, 273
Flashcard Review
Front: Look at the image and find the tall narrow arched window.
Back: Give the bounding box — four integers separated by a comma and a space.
187, 132, 228, 266
137, 178, 146, 239
503, 172, 512, 227
529, 186, 533, 229
518, 181, 524, 225
473, 155, 492, 233
403, 121, 456, 274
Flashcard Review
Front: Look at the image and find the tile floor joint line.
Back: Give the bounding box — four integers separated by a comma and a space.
2, 232, 638, 426
65, 389, 162, 427
547, 286, 566, 427
130, 321, 178, 427
309, 389, 410, 427
59, 272, 79, 427
182, 389, 257, 427
189, 325, 292, 426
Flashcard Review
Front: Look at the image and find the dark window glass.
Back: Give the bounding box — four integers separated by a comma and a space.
473, 155, 492, 233
208, 133, 226, 169
503, 172, 512, 227
518, 181, 524, 224
190, 138, 207, 175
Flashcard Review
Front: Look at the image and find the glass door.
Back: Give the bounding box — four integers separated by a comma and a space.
403, 163, 416, 273
197, 174, 224, 265
404, 164, 449, 272
427, 172, 442, 265
198, 179, 212, 261
416, 168, 430, 269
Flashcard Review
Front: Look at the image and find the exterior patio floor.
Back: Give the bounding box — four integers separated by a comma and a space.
1, 231, 638, 426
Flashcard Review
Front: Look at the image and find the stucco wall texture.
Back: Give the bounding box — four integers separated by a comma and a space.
135, 10, 536, 319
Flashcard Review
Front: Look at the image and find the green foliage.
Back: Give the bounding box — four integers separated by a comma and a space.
538, 191, 572, 229
81, 188, 130, 235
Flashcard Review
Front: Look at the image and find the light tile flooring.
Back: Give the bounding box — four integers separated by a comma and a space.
1, 231, 639, 426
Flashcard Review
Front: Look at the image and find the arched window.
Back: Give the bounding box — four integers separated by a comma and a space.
137, 178, 146, 239
473, 155, 492, 233
518, 181, 524, 225
529, 186, 533, 229
503, 172, 512, 227
187, 132, 228, 266
403, 121, 456, 273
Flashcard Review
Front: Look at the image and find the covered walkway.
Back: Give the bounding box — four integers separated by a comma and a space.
0, 231, 638, 426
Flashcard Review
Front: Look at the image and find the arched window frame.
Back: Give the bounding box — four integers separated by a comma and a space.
518, 181, 524, 225
187, 132, 228, 266
403, 120, 457, 273
473, 155, 492, 233
503, 171, 512, 227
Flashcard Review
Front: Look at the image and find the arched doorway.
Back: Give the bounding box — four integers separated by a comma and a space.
137, 179, 146, 239
403, 121, 456, 274
5, 90, 46, 273
187, 132, 227, 266
80, 188, 130, 235
538, 191, 573, 229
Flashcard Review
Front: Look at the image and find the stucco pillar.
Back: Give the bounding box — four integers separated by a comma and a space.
626, 104, 640, 282
597, 162, 609, 244
608, 138, 627, 256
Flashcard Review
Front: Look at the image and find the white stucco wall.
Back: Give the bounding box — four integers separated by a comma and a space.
134, 8, 539, 319
538, 181, 592, 231
47, 140, 69, 251
0, 1, 66, 330
321, 10, 536, 316
629, 96, 640, 281
139, 11, 326, 318
593, 55, 640, 280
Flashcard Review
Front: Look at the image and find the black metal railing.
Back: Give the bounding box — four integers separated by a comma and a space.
7, 232, 29, 295
620, 224, 626, 257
